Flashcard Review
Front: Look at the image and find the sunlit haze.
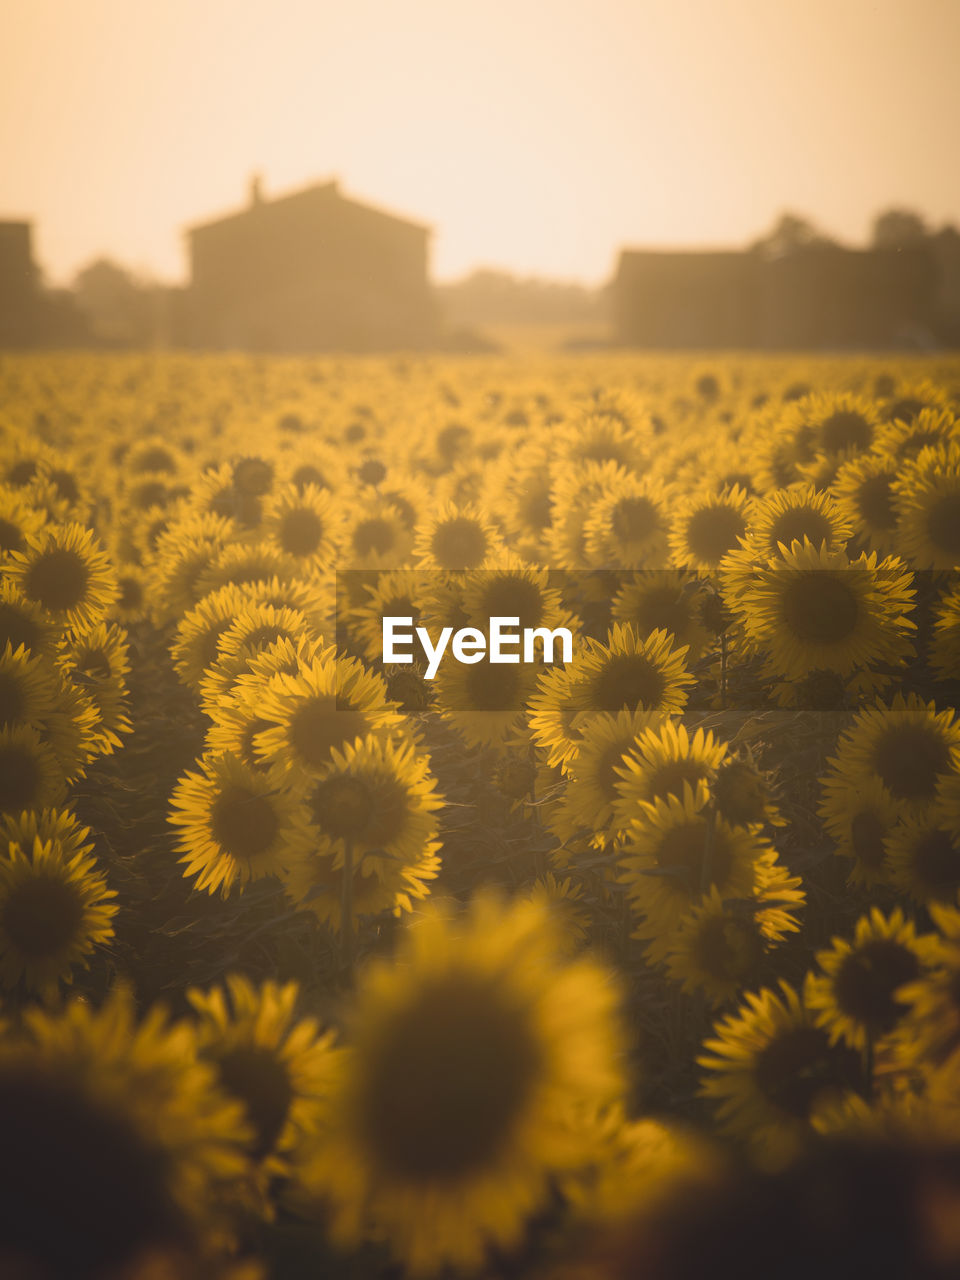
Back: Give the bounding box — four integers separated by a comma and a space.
3, 0, 959, 286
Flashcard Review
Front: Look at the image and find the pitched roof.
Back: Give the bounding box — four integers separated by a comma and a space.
185, 178, 431, 237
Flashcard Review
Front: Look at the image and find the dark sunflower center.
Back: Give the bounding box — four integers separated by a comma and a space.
118, 576, 143, 610
463, 657, 523, 711
693, 916, 763, 981
0, 1068, 184, 1277
645, 757, 711, 803
6, 459, 38, 486
280, 508, 325, 557
655, 821, 733, 891
233, 457, 274, 495
1, 873, 84, 957
0, 518, 24, 554
591, 652, 666, 713
886, 397, 925, 425
479, 577, 545, 629
132, 480, 168, 510
358, 458, 388, 485
684, 504, 746, 565
310, 775, 375, 840
832, 939, 919, 1034
133, 446, 177, 473
850, 811, 888, 869
768, 507, 833, 551
209, 786, 279, 860
714, 761, 767, 825
430, 518, 488, 570
856, 474, 896, 529
289, 698, 370, 770
358, 976, 542, 1180
0, 744, 42, 814
780, 573, 859, 644
24, 548, 90, 613
628, 586, 694, 642
215, 1046, 293, 1160
353, 518, 396, 557
754, 1025, 861, 1119
911, 828, 960, 898
820, 411, 873, 453
871, 724, 952, 802
612, 497, 662, 546
293, 464, 328, 492
926, 494, 960, 559
0, 671, 26, 725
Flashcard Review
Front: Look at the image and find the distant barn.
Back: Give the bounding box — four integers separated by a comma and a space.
179, 178, 436, 351
0, 221, 40, 346
611, 245, 939, 349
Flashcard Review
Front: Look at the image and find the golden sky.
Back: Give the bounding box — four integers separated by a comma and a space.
2, 0, 959, 285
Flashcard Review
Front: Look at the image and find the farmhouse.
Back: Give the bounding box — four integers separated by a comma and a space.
179, 177, 437, 352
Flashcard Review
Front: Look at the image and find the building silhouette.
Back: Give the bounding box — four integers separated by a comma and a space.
0, 221, 87, 347
176, 177, 436, 351
611, 244, 942, 349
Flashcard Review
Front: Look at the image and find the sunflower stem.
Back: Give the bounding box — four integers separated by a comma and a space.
341, 838, 355, 972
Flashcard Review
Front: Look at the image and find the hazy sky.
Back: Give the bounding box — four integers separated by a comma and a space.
3, 0, 959, 285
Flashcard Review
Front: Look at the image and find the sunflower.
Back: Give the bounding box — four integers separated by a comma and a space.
613, 720, 727, 822
527, 660, 592, 771
195, 540, 296, 600
546, 707, 659, 845
413, 500, 504, 571
253, 650, 404, 788
262, 482, 345, 570
0, 804, 95, 861
0, 577, 59, 656
344, 497, 415, 570
738, 484, 853, 562
148, 511, 233, 622
698, 978, 866, 1163
727, 543, 916, 683
0, 484, 45, 561
458, 559, 571, 634
0, 834, 117, 994
232, 454, 276, 498
547, 459, 632, 570
807, 908, 938, 1052
297, 891, 625, 1273
665, 885, 795, 1005
169, 751, 315, 896
0, 985, 252, 1279
780, 391, 880, 460
618, 787, 771, 958
113, 562, 151, 623
930, 581, 960, 683
0, 723, 68, 815
583, 474, 672, 569
884, 814, 960, 907
825, 693, 960, 818
197, 601, 316, 710
570, 624, 693, 721
187, 975, 339, 1184
832, 451, 901, 555
610, 570, 712, 663
669, 485, 752, 571
345, 568, 427, 664
55, 621, 132, 756
522, 874, 590, 954
0, 639, 58, 730
433, 650, 540, 750
7, 521, 117, 634
893, 441, 960, 570
556, 409, 648, 473
171, 583, 254, 692
896, 903, 960, 1069
875, 404, 960, 461
818, 771, 900, 887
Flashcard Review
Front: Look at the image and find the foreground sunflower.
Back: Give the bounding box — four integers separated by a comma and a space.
298, 892, 625, 1273
892, 441, 960, 570
806, 908, 937, 1052
0, 985, 252, 1279
6, 521, 117, 635
698, 978, 866, 1164
668, 484, 752, 571
570, 624, 693, 721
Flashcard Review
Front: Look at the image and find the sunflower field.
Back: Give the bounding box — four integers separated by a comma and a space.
2, 350, 960, 1279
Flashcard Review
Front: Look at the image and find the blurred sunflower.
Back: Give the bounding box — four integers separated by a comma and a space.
0, 723, 68, 815
727, 543, 915, 682
171, 583, 253, 691
0, 639, 58, 730
875, 404, 959, 461
0, 985, 252, 1280
893, 441, 960, 570
0, 484, 44, 561
347, 568, 426, 663
197, 601, 315, 711
669, 484, 752, 571
825, 693, 960, 818
738, 484, 853, 561
262, 482, 345, 570
195, 540, 296, 600
148, 510, 233, 622
0, 577, 59, 656
698, 978, 866, 1163
344, 497, 414, 570
884, 814, 960, 906
7, 521, 117, 634
613, 720, 726, 819
807, 908, 937, 1052
434, 650, 540, 750
583, 474, 672, 569
0, 834, 117, 995
298, 891, 625, 1273
413, 500, 504, 571
610, 570, 712, 662
187, 976, 339, 1186
818, 771, 900, 887
781, 391, 880, 460
522, 874, 590, 954
169, 751, 314, 896
895, 903, 960, 1069
930, 581, 960, 683
56, 621, 132, 756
